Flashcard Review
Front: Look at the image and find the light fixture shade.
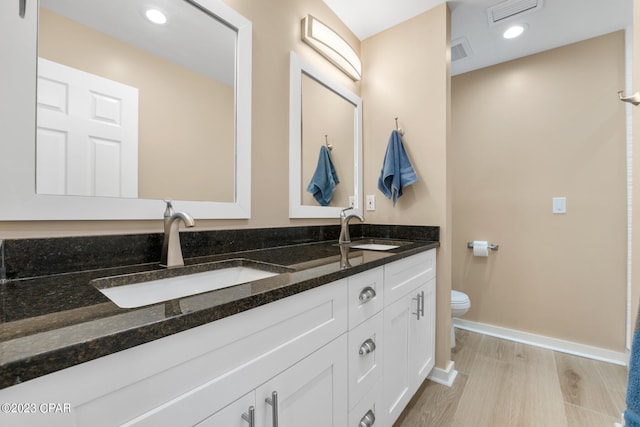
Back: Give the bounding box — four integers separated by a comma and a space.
301, 15, 362, 81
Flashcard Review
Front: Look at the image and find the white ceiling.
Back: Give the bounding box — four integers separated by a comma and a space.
322, 0, 632, 76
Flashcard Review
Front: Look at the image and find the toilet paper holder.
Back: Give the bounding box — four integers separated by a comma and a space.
467, 242, 499, 251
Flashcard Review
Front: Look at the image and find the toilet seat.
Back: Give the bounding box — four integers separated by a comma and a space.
451, 290, 470, 307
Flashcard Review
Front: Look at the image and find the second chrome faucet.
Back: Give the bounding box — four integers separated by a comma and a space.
160, 201, 195, 268
339, 207, 364, 244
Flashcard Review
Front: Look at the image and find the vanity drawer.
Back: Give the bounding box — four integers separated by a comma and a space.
348, 267, 384, 329
384, 250, 435, 306
348, 379, 383, 427
348, 311, 383, 409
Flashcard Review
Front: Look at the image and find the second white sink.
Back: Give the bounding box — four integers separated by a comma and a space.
350, 243, 400, 251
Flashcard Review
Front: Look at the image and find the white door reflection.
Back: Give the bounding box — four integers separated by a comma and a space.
37, 58, 139, 197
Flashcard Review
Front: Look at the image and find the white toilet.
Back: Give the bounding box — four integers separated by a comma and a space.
451, 290, 471, 348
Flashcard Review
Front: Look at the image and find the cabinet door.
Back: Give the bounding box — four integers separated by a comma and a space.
409, 279, 436, 392
197, 392, 255, 427
256, 335, 347, 427
381, 279, 436, 426
381, 292, 413, 426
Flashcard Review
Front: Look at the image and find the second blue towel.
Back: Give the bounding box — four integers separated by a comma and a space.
377, 130, 417, 205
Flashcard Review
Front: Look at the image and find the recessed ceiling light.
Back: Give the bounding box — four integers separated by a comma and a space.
145, 9, 167, 25
503, 25, 525, 39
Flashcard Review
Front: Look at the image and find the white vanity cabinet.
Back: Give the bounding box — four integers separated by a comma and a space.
380, 250, 436, 426
0, 249, 437, 427
0, 281, 348, 427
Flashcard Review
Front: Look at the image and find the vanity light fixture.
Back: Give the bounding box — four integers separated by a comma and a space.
145, 8, 167, 25
301, 15, 362, 81
503, 24, 525, 39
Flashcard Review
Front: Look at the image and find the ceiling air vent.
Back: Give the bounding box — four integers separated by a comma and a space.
487, 0, 543, 26
451, 37, 472, 62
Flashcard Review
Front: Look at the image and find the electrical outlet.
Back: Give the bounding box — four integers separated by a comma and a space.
366, 195, 376, 211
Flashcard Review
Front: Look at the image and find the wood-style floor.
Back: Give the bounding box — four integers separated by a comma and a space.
394, 329, 628, 427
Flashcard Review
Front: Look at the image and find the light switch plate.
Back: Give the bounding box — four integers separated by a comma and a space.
552, 197, 566, 214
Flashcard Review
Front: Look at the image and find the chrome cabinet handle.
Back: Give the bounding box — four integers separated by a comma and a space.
265, 391, 279, 427
241, 406, 255, 427
359, 286, 376, 304
359, 338, 377, 355
420, 290, 425, 318
19, 0, 26, 18
359, 409, 376, 427
412, 292, 421, 320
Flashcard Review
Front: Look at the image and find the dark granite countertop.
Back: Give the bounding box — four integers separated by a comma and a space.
0, 225, 438, 390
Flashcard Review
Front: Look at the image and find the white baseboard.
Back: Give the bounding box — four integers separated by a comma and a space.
428, 360, 458, 387
453, 319, 627, 366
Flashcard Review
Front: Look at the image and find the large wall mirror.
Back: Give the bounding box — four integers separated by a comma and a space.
289, 52, 363, 218
0, 0, 251, 220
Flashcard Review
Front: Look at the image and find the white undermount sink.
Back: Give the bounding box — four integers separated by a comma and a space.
349, 243, 400, 251
345, 239, 412, 251
94, 260, 288, 309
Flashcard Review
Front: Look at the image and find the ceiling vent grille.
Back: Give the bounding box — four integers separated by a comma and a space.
487, 0, 543, 26
451, 37, 472, 62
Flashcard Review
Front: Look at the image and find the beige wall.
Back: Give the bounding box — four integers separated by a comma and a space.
361, 4, 452, 368
451, 31, 627, 351
39, 8, 235, 202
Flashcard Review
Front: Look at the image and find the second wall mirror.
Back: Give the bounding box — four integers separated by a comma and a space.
289, 51, 363, 218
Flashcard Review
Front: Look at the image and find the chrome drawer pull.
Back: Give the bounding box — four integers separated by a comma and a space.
359, 409, 376, 427
19, 0, 26, 18
359, 286, 376, 304
265, 391, 279, 427
359, 338, 377, 355
241, 405, 255, 427
412, 292, 423, 320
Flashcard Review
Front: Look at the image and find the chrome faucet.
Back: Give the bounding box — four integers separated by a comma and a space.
339, 207, 364, 244
160, 201, 195, 268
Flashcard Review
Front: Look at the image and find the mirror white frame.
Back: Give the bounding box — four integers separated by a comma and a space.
289, 51, 363, 218
0, 0, 251, 220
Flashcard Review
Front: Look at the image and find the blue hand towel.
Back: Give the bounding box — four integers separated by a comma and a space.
377, 130, 417, 205
307, 145, 339, 206
625, 329, 640, 426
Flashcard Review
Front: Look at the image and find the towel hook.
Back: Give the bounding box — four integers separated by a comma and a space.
394, 117, 404, 136
618, 90, 640, 106
325, 135, 333, 151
